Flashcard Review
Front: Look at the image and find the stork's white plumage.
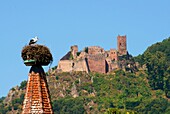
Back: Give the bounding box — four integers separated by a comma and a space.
29, 36, 39, 45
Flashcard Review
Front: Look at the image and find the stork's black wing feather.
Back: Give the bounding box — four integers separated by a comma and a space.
29, 39, 34, 45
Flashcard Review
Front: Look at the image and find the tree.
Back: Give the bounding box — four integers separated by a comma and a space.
19, 80, 27, 90
144, 51, 167, 90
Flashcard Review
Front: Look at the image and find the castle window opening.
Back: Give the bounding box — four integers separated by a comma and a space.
72, 63, 75, 68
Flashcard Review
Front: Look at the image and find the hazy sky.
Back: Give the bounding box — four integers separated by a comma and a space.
0, 0, 170, 97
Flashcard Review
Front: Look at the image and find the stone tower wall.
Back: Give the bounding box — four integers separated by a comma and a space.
117, 35, 127, 55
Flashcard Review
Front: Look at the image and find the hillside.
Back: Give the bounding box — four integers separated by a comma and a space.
0, 37, 170, 114
1, 70, 170, 114
135, 37, 170, 97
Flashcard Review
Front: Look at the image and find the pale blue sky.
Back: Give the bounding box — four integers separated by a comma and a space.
0, 0, 170, 97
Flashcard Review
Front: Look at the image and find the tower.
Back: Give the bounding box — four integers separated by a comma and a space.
117, 35, 127, 55
21, 45, 53, 113
71, 45, 78, 59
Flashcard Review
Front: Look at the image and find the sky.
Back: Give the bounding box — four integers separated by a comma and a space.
0, 0, 170, 97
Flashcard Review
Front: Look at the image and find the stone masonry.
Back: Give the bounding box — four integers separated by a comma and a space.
117, 35, 127, 55
71, 45, 78, 59
87, 55, 106, 73
57, 35, 127, 74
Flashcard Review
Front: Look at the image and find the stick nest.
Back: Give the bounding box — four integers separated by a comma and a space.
21, 45, 53, 65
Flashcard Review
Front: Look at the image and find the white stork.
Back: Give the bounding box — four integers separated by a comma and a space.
29, 36, 39, 45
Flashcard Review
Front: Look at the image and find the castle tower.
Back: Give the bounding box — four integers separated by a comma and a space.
71, 45, 78, 59
21, 45, 53, 113
117, 35, 127, 55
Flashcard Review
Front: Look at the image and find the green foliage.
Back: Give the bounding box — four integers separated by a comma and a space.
52, 97, 85, 114
69, 53, 73, 60
52, 66, 57, 70
20, 93, 25, 102
77, 52, 81, 56
55, 76, 59, 80
90, 71, 152, 112
75, 80, 79, 84
134, 54, 145, 66
19, 80, 27, 90
145, 51, 166, 90
12, 98, 22, 110
135, 37, 170, 97
135, 97, 169, 114
11, 87, 15, 91
0, 97, 12, 113
105, 108, 137, 114
9, 93, 25, 111
1, 69, 170, 113
85, 47, 88, 53
0, 97, 5, 103
119, 54, 131, 61
115, 70, 125, 76
0, 104, 8, 114
105, 108, 121, 114
80, 82, 93, 93
46, 72, 49, 76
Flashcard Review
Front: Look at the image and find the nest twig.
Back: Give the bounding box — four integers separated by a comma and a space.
21, 45, 53, 65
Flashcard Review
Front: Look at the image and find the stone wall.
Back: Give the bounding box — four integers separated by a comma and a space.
72, 59, 89, 73
117, 35, 127, 55
109, 49, 118, 61
88, 46, 105, 55
109, 62, 119, 71
71, 45, 78, 59
57, 60, 73, 72
105, 58, 119, 72
87, 55, 106, 73
57, 59, 89, 73
57, 35, 128, 74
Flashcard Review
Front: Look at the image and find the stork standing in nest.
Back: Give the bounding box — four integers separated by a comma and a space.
29, 36, 39, 45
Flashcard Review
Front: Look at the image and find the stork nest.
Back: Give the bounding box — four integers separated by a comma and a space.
21, 45, 53, 66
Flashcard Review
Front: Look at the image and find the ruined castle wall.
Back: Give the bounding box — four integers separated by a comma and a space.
57, 60, 74, 72
109, 49, 118, 61
73, 59, 89, 73
109, 62, 119, 71
88, 46, 105, 55
106, 58, 119, 72
71, 45, 78, 59
57, 59, 89, 73
77, 52, 87, 59
87, 55, 106, 73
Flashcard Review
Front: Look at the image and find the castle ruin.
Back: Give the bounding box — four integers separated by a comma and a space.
57, 35, 127, 74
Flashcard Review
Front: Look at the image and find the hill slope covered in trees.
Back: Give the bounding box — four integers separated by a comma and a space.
135, 37, 170, 98
0, 37, 170, 114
